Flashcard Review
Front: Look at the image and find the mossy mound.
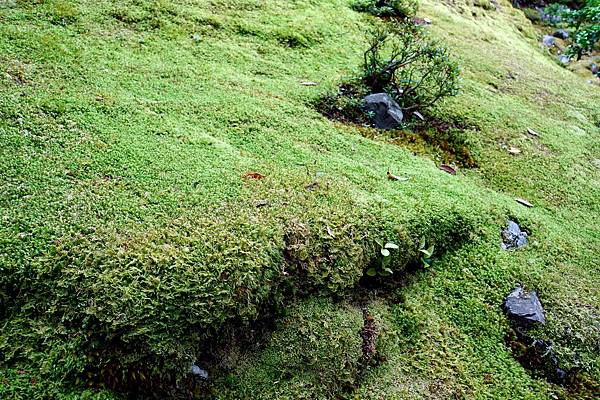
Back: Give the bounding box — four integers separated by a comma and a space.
0, 0, 599, 398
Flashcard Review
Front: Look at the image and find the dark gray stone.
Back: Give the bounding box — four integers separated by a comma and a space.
591, 63, 598, 76
191, 364, 209, 379
542, 35, 556, 47
504, 286, 545, 327
363, 93, 404, 129
501, 220, 528, 250
553, 29, 569, 40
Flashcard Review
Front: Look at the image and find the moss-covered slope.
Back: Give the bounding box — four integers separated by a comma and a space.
0, 0, 598, 399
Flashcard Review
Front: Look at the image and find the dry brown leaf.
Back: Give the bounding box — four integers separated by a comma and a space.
305, 182, 319, 191
256, 200, 269, 207
439, 164, 457, 175
515, 198, 533, 208
242, 172, 265, 180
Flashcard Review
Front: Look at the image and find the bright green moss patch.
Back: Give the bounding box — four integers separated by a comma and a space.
213, 298, 364, 399
1, 0, 599, 398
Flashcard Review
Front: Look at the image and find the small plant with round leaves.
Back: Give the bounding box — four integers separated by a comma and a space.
418, 237, 435, 268
367, 240, 399, 277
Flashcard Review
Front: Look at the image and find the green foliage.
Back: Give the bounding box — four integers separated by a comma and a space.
545, 0, 600, 59
352, 0, 419, 19
523, 7, 543, 23
366, 240, 399, 277
362, 23, 461, 111
0, 0, 599, 398
213, 298, 363, 399
418, 236, 435, 267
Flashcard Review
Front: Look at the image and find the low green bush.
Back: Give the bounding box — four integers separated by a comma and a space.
545, 0, 600, 59
362, 24, 460, 112
351, 0, 419, 19
319, 23, 460, 122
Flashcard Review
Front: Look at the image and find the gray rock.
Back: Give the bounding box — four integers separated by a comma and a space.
541, 10, 562, 25
591, 63, 598, 76
191, 364, 209, 380
363, 93, 404, 129
559, 55, 570, 65
553, 29, 569, 40
501, 220, 528, 250
542, 35, 556, 47
504, 286, 545, 327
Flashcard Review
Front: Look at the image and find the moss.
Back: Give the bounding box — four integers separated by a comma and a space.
0, 0, 599, 398
212, 298, 364, 399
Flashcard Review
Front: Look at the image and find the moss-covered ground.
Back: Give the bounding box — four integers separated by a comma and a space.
0, 0, 598, 398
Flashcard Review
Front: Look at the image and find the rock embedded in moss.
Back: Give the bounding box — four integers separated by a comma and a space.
363, 93, 404, 129
501, 220, 528, 250
542, 35, 556, 47
504, 286, 545, 327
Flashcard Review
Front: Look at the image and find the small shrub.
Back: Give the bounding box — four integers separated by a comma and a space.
545, 0, 600, 59
362, 23, 460, 112
418, 237, 435, 267
366, 240, 399, 277
352, 0, 419, 20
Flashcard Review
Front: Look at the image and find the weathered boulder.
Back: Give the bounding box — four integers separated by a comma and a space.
559, 55, 570, 65
553, 29, 569, 40
542, 35, 556, 47
504, 286, 545, 327
363, 93, 404, 129
191, 364, 209, 380
501, 220, 528, 250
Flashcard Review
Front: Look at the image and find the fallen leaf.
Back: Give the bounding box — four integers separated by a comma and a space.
413, 111, 425, 121
439, 164, 457, 175
387, 168, 409, 181
255, 200, 269, 207
242, 172, 264, 180
305, 182, 319, 191
326, 226, 335, 238
508, 147, 521, 155
515, 198, 533, 208
527, 128, 540, 137
300, 81, 318, 86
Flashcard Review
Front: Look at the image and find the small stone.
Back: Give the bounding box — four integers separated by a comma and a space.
501, 220, 528, 250
553, 29, 569, 40
591, 63, 598, 76
542, 35, 556, 47
504, 285, 545, 327
508, 147, 521, 155
363, 93, 404, 129
559, 55, 570, 65
191, 364, 209, 380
